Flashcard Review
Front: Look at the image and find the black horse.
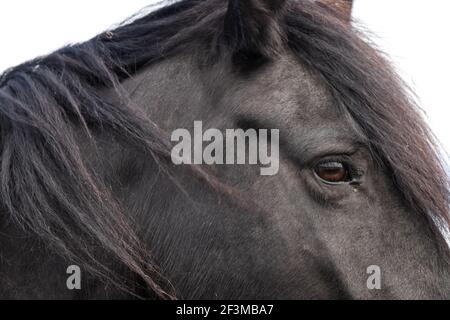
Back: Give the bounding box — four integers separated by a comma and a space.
0, 0, 449, 299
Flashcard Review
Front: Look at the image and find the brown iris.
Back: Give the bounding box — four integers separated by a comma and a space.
314, 161, 351, 183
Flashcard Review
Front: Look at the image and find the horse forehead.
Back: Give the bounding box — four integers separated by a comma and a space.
229, 56, 344, 127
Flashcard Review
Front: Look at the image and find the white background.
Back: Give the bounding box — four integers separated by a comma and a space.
0, 0, 448, 163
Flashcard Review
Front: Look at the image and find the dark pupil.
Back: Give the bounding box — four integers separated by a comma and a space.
315, 162, 349, 183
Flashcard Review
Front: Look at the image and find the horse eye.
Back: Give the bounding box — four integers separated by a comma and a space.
314, 161, 351, 184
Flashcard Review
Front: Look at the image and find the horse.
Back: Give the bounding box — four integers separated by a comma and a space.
0, 0, 449, 299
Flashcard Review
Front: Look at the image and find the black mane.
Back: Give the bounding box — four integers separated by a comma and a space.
0, 0, 448, 298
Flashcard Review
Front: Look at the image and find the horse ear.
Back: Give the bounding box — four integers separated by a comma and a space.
224, 0, 287, 69
318, 0, 354, 22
